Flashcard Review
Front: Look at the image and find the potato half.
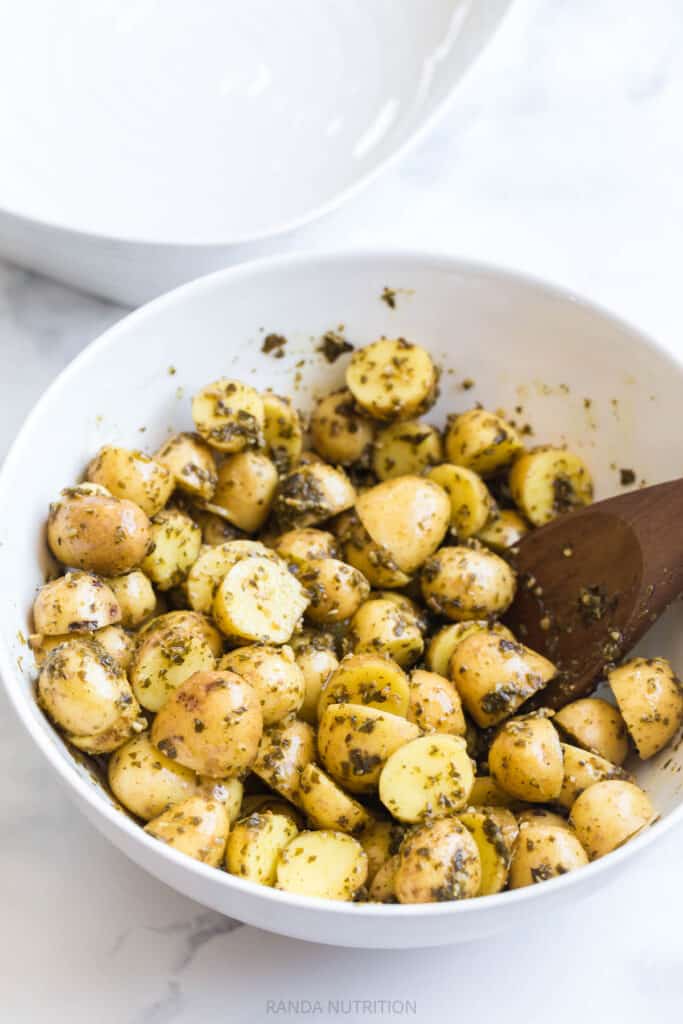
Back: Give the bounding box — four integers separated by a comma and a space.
213, 555, 309, 644
155, 432, 217, 501
372, 420, 443, 480
509, 447, 593, 526
86, 445, 174, 517
379, 734, 474, 823
509, 822, 588, 888
395, 818, 481, 904
318, 703, 420, 794
554, 697, 629, 765
428, 464, 495, 539
192, 378, 265, 452
226, 811, 299, 886
356, 476, 450, 575
299, 763, 371, 834
33, 572, 121, 636
488, 715, 564, 803
108, 731, 198, 821
346, 338, 438, 421
569, 780, 656, 860
276, 830, 368, 901
317, 653, 410, 719
48, 487, 151, 576
608, 657, 683, 759
421, 545, 516, 622
145, 795, 229, 866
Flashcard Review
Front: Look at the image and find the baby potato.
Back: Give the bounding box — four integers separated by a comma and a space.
310, 389, 375, 466
357, 819, 407, 883
468, 776, 517, 809
290, 631, 339, 724
226, 811, 299, 886
318, 703, 420, 794
276, 830, 368, 901
299, 763, 371, 834
356, 476, 450, 574
347, 599, 423, 667
192, 378, 265, 453
139, 609, 223, 658
509, 823, 588, 888
210, 452, 278, 533
395, 817, 481, 904
145, 795, 229, 866
372, 420, 443, 481
477, 509, 529, 553
275, 528, 339, 565
141, 508, 202, 591
185, 539, 276, 613
107, 570, 156, 628
130, 623, 216, 712
458, 807, 516, 895
48, 486, 151, 576
554, 697, 629, 765
346, 338, 438, 421
220, 644, 305, 726
38, 637, 145, 754
450, 631, 556, 727
86, 445, 174, 517
194, 508, 244, 546
608, 657, 683, 759
558, 743, 628, 810
197, 776, 244, 824
569, 780, 656, 860
33, 572, 121, 636
379, 734, 474, 823
372, 591, 427, 632
274, 462, 356, 529
299, 558, 370, 625
509, 446, 593, 526
338, 512, 412, 589
444, 409, 523, 478
151, 670, 263, 778
407, 669, 466, 736
262, 392, 304, 472
240, 794, 305, 830
425, 620, 515, 678
155, 432, 217, 501
30, 624, 134, 671
488, 715, 564, 803
428, 464, 495, 539
108, 731, 198, 820
212, 556, 309, 644
517, 808, 572, 830
252, 717, 316, 807
421, 546, 516, 622
318, 653, 410, 719
369, 854, 400, 902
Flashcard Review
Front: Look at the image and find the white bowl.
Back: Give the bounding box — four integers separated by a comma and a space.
0, 0, 511, 305
1, 250, 682, 949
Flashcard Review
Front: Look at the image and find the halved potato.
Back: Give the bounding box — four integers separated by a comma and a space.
155, 432, 218, 501
299, 763, 371, 834
210, 452, 278, 533
369, 854, 400, 902
379, 734, 474, 823
346, 338, 438, 421
608, 657, 683, 759
299, 558, 370, 625
310, 389, 375, 466
372, 420, 443, 480
138, 609, 223, 657
274, 463, 356, 529
317, 653, 410, 719
468, 776, 517, 809
509, 822, 588, 888
262, 392, 304, 472
509, 447, 593, 526
145, 795, 229, 866
421, 545, 516, 622
108, 731, 198, 820
130, 623, 216, 712
252, 717, 316, 807
212, 556, 309, 644
394, 818, 481, 904
30, 624, 134, 671
488, 715, 563, 803
33, 572, 121, 636
338, 511, 412, 589
198, 776, 244, 824
86, 445, 174, 517
477, 509, 529, 553
240, 794, 305, 830
428, 464, 495, 538
425, 620, 514, 678
276, 830, 368, 900
107, 570, 157, 628
290, 632, 339, 724
318, 703, 420, 794
226, 811, 299, 885
459, 807, 516, 895
558, 743, 629, 810
356, 476, 450, 574
347, 598, 423, 667
444, 409, 523, 478
219, 644, 305, 726
275, 528, 339, 565
554, 697, 629, 765
141, 509, 202, 590
357, 819, 406, 883
185, 540, 276, 613
517, 808, 571, 830
192, 378, 265, 452
407, 669, 466, 736
569, 780, 657, 860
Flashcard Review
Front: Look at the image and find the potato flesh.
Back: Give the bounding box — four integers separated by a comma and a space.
379, 734, 474, 823
186, 540, 275, 614
317, 703, 420, 794
130, 624, 216, 712
346, 338, 437, 421
226, 812, 298, 885
608, 657, 683, 759
276, 830, 368, 900
425, 620, 514, 677
155, 432, 217, 501
372, 420, 442, 480
145, 795, 229, 866
444, 409, 522, 477
428, 464, 494, 538
192, 378, 265, 452
213, 556, 308, 644
318, 654, 410, 719
509, 447, 593, 526
458, 808, 514, 895
141, 510, 202, 590
554, 697, 629, 766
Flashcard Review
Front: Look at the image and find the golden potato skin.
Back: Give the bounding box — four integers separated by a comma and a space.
276, 830, 368, 901
346, 598, 423, 667
468, 776, 517, 809
141, 509, 202, 590
151, 670, 263, 778
219, 644, 305, 726
372, 420, 442, 481
290, 632, 339, 724
356, 476, 450, 574
509, 823, 588, 888
407, 669, 466, 736
425, 620, 514, 677
192, 378, 265, 453
477, 509, 529, 553
558, 743, 628, 810
317, 703, 420, 794
317, 653, 410, 719
395, 818, 481, 904
262, 392, 303, 472
299, 763, 371, 834
608, 657, 683, 759
130, 623, 217, 712
155, 432, 217, 501
275, 528, 339, 565
509, 447, 593, 526
554, 697, 629, 765
488, 715, 564, 803
310, 389, 375, 466
47, 488, 152, 576
299, 558, 370, 625
211, 452, 278, 533
139, 610, 223, 657
274, 462, 356, 530
444, 409, 523, 477
33, 572, 121, 636
108, 731, 198, 820
226, 811, 299, 885
145, 795, 229, 866
338, 512, 412, 589
346, 338, 438, 421
357, 819, 406, 883
86, 445, 174, 517
252, 717, 316, 807
569, 780, 656, 859
428, 463, 495, 539
421, 545, 516, 622
107, 570, 156, 628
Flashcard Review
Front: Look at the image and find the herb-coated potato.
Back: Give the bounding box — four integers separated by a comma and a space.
196, 776, 244, 824
138, 610, 223, 657
226, 811, 299, 885
509, 447, 594, 526
38, 637, 144, 754
608, 657, 683, 759
477, 508, 529, 553
449, 631, 556, 727
425, 620, 515, 677
468, 776, 517, 808
379, 734, 474, 823
290, 631, 339, 724
108, 731, 198, 820
488, 715, 564, 803
145, 795, 229, 866
421, 545, 516, 622
262, 392, 303, 472
569, 780, 656, 859
444, 409, 523, 478
299, 763, 371, 834
220, 644, 305, 726
274, 462, 356, 529
107, 570, 156, 628
517, 808, 571, 830
30, 624, 134, 671
151, 670, 263, 778
155, 432, 217, 501
357, 819, 406, 883
394, 817, 481, 904
369, 854, 400, 902
276, 830, 368, 900
252, 717, 316, 807
240, 794, 305, 830
140, 508, 202, 590
130, 623, 216, 712
299, 557, 370, 625
356, 476, 450, 574
318, 703, 420, 794
185, 540, 276, 614
338, 511, 411, 589
212, 555, 309, 644
458, 807, 516, 895
86, 445, 174, 517
554, 697, 629, 765
508, 822, 588, 888
318, 653, 410, 719
309, 389, 375, 466
558, 743, 628, 810
407, 669, 466, 736
47, 486, 152, 576
194, 508, 244, 546
275, 528, 339, 565
372, 420, 443, 481
210, 452, 278, 533
372, 591, 427, 632
347, 599, 423, 667
346, 338, 438, 421
192, 378, 265, 453
33, 572, 121, 635
428, 464, 495, 538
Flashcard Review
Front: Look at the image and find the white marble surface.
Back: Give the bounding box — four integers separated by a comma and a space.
2, 1, 683, 1020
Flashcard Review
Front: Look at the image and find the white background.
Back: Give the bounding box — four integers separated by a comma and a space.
2, 2, 683, 1021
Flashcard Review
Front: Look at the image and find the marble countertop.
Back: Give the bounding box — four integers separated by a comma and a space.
2, 1, 683, 1021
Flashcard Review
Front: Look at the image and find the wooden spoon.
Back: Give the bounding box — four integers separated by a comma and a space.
504, 478, 683, 709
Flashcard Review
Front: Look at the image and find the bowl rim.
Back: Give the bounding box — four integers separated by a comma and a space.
0, 1, 514, 249
2, 246, 682, 919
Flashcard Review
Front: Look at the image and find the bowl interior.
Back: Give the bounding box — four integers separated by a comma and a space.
1, 252, 683, 922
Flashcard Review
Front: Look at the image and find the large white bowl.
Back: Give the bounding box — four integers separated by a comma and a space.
0, 0, 511, 305
1, 251, 682, 948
